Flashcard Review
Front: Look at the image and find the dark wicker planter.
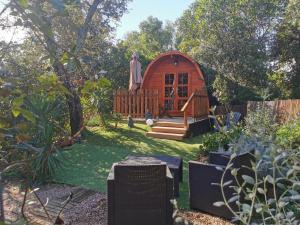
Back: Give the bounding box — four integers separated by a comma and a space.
188, 151, 255, 219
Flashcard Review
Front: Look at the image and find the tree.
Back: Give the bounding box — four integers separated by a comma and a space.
3, 0, 130, 135
269, 0, 300, 99
176, 0, 287, 104
102, 16, 175, 89
121, 16, 175, 63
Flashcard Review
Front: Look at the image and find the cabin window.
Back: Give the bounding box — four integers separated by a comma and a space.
177, 73, 189, 110
165, 87, 174, 97
164, 100, 174, 110
178, 73, 188, 84
178, 86, 188, 97
165, 74, 174, 85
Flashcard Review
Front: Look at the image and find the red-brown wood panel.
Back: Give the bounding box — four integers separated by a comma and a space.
141, 51, 208, 116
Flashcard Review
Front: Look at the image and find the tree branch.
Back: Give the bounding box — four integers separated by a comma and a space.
74, 0, 102, 54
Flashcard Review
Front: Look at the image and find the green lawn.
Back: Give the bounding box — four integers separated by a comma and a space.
53, 122, 205, 209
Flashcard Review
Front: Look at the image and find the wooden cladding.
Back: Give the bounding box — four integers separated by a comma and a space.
113, 89, 159, 118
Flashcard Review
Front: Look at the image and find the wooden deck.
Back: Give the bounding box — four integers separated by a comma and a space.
143, 116, 210, 141
130, 117, 196, 124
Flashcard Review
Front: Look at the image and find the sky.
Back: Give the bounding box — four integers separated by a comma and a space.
0, 0, 194, 42
115, 0, 194, 39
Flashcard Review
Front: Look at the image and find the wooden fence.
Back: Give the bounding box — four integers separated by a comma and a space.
215, 105, 247, 118
113, 89, 159, 118
247, 99, 300, 123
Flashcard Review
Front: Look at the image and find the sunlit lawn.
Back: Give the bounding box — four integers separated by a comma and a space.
53, 121, 205, 209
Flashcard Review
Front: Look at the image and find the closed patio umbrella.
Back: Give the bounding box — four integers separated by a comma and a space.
129, 52, 142, 91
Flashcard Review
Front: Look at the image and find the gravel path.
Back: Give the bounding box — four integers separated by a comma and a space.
2, 183, 232, 225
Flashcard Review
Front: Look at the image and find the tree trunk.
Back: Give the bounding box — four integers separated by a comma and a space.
65, 82, 83, 136
53, 61, 83, 135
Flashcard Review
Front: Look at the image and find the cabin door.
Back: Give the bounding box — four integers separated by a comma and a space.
163, 72, 189, 116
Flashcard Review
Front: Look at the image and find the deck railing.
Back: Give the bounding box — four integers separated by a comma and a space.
180, 89, 209, 128
113, 89, 159, 118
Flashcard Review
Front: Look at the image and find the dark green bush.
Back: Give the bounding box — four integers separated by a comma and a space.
199, 126, 242, 154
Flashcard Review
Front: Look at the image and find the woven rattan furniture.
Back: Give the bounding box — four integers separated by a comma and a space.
126, 155, 183, 197
152, 155, 183, 197
189, 151, 254, 219
107, 157, 174, 225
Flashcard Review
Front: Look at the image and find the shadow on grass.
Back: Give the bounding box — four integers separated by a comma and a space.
53, 122, 204, 209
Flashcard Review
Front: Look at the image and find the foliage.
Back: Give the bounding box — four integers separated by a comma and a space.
122, 16, 175, 61
276, 117, 300, 149
199, 127, 241, 154
244, 102, 278, 137
81, 77, 113, 128
218, 136, 300, 224
199, 107, 242, 154
4, 0, 131, 135
270, 0, 300, 99
176, 0, 287, 104
216, 104, 300, 224
1, 74, 68, 182
93, 16, 175, 90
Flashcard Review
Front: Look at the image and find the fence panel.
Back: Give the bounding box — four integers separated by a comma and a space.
113, 89, 159, 118
247, 99, 300, 123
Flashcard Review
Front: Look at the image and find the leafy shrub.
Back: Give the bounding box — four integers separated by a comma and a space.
81, 77, 112, 128
219, 137, 300, 225
199, 126, 241, 154
1, 74, 67, 182
276, 117, 300, 149
216, 104, 300, 224
244, 102, 278, 137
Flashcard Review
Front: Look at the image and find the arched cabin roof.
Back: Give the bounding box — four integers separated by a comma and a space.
141, 51, 204, 89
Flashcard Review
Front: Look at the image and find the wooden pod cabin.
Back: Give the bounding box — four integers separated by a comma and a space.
142, 51, 208, 117
113, 51, 210, 140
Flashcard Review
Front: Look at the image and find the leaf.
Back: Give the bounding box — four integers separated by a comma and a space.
12, 108, 21, 117
293, 166, 300, 171
213, 201, 225, 207
228, 195, 239, 203
291, 195, 300, 201
223, 180, 233, 187
287, 169, 294, 177
242, 203, 251, 213
257, 188, 265, 194
256, 207, 263, 213
231, 168, 237, 176
230, 153, 237, 160
13, 96, 24, 108
20, 109, 36, 123
277, 183, 286, 189
215, 166, 224, 171
242, 175, 255, 185
265, 175, 274, 184
60, 51, 69, 64
17, 0, 28, 8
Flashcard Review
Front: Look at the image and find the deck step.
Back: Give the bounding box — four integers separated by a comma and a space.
151, 126, 187, 134
146, 131, 185, 141
155, 121, 185, 128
